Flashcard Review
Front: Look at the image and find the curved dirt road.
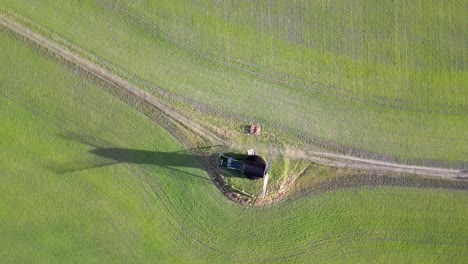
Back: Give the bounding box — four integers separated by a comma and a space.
1, 14, 465, 179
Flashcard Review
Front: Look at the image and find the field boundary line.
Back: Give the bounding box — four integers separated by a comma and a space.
1, 14, 465, 180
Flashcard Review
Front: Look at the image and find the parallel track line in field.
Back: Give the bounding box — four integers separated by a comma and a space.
107, 1, 467, 116
1, 14, 464, 182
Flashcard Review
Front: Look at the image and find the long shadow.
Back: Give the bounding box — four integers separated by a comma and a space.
53, 147, 211, 182
90, 148, 200, 167
49, 132, 227, 182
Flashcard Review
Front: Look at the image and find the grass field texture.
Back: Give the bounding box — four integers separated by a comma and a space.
1, 25, 468, 262
1, 0, 467, 166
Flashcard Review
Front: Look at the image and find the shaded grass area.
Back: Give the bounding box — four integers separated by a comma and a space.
1, 1, 467, 166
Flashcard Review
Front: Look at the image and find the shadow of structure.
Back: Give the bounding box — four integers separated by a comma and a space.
54, 147, 212, 181
241, 125, 251, 134
90, 148, 200, 167
49, 132, 230, 182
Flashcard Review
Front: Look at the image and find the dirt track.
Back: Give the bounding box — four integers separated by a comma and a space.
1, 14, 465, 180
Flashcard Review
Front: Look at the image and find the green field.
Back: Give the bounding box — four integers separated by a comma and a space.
1, 1, 468, 263
1, 0, 467, 165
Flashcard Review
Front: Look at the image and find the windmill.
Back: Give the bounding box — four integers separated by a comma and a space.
219, 148, 272, 181
261, 148, 273, 198
219, 147, 273, 198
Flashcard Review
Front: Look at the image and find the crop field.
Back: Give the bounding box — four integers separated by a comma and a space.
1, 1, 468, 263
2, 0, 467, 166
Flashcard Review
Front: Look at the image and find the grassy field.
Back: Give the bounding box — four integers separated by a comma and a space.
1, 0, 467, 166
2, 22, 468, 263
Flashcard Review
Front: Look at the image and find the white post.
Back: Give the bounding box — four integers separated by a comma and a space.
262, 173, 269, 198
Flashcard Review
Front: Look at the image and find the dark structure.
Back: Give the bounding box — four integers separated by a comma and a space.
219, 154, 267, 180
243, 155, 266, 180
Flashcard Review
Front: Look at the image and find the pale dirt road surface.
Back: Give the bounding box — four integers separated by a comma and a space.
1, 14, 465, 180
